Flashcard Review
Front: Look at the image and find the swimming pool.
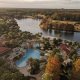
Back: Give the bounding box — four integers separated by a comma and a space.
16, 49, 40, 67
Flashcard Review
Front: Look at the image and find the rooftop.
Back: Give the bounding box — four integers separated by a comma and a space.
60, 44, 70, 54
0, 47, 11, 55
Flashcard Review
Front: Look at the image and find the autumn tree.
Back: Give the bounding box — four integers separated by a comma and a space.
42, 54, 61, 80
71, 58, 80, 80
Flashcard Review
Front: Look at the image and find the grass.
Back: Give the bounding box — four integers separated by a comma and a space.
52, 20, 76, 25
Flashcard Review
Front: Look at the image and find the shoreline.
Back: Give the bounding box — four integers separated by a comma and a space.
43, 35, 80, 43
40, 24, 80, 32
15, 18, 80, 43
16, 17, 80, 32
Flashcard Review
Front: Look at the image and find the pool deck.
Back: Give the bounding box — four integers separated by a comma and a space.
18, 66, 43, 80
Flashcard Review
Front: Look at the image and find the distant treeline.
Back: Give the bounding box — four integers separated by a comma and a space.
51, 12, 80, 21
0, 8, 80, 21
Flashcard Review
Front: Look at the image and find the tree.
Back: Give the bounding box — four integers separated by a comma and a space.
42, 54, 61, 80
28, 58, 40, 74
42, 73, 53, 80
0, 58, 27, 80
72, 58, 80, 80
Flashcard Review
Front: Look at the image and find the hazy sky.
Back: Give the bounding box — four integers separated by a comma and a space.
0, 0, 80, 9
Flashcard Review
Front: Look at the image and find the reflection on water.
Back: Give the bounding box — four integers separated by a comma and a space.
16, 18, 80, 42
53, 30, 74, 40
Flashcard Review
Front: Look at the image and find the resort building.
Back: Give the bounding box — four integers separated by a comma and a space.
0, 47, 11, 56
60, 44, 70, 59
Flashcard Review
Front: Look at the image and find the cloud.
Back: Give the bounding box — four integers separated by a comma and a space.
0, 0, 80, 9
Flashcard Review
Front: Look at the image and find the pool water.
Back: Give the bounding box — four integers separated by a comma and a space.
16, 49, 40, 67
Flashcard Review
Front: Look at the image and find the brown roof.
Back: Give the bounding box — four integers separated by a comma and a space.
0, 47, 11, 54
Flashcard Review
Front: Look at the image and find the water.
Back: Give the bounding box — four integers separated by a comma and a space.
16, 49, 40, 67
15, 18, 80, 67
16, 18, 80, 42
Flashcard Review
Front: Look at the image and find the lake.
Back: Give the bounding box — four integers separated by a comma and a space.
16, 18, 80, 42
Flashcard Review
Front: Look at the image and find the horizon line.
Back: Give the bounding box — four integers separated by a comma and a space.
0, 7, 80, 10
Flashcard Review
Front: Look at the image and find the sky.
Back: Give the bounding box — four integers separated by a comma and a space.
0, 0, 80, 9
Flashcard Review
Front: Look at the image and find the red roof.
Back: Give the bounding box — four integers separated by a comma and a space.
60, 44, 70, 54
0, 47, 11, 54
